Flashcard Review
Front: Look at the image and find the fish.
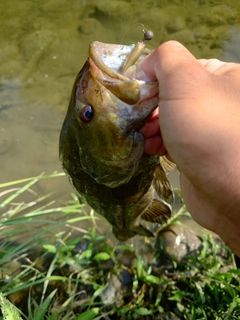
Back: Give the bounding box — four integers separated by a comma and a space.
59, 33, 175, 241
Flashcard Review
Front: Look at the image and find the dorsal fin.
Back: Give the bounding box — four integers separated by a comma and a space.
141, 199, 171, 223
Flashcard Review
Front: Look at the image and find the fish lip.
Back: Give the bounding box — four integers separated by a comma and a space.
130, 95, 159, 131
131, 111, 154, 131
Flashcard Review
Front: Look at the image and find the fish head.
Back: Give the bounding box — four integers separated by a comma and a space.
60, 41, 158, 188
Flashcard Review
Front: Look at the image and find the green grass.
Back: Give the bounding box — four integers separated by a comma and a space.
0, 173, 239, 319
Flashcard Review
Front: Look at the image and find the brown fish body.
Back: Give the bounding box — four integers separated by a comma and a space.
59, 39, 174, 241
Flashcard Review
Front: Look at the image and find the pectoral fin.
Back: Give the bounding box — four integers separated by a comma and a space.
160, 156, 176, 173
153, 164, 174, 204
141, 199, 171, 223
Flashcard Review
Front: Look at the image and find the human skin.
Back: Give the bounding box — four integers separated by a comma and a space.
140, 41, 240, 257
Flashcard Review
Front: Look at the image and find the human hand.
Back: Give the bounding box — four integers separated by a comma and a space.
140, 41, 240, 256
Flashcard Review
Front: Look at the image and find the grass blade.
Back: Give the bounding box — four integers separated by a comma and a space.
0, 293, 23, 320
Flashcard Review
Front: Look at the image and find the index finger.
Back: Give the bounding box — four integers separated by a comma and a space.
142, 40, 201, 82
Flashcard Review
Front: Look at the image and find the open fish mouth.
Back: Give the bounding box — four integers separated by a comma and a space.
88, 39, 160, 138
88, 40, 159, 105
89, 41, 137, 80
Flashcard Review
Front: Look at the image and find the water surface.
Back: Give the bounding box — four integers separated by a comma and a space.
1, 0, 240, 221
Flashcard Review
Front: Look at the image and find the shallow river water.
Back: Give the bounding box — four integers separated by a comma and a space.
1, 0, 240, 234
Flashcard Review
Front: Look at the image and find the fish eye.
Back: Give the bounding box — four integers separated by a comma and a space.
80, 104, 94, 122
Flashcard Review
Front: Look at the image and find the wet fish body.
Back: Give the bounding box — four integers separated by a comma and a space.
59, 38, 174, 241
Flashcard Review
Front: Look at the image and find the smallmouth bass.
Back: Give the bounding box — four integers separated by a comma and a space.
59, 33, 174, 241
